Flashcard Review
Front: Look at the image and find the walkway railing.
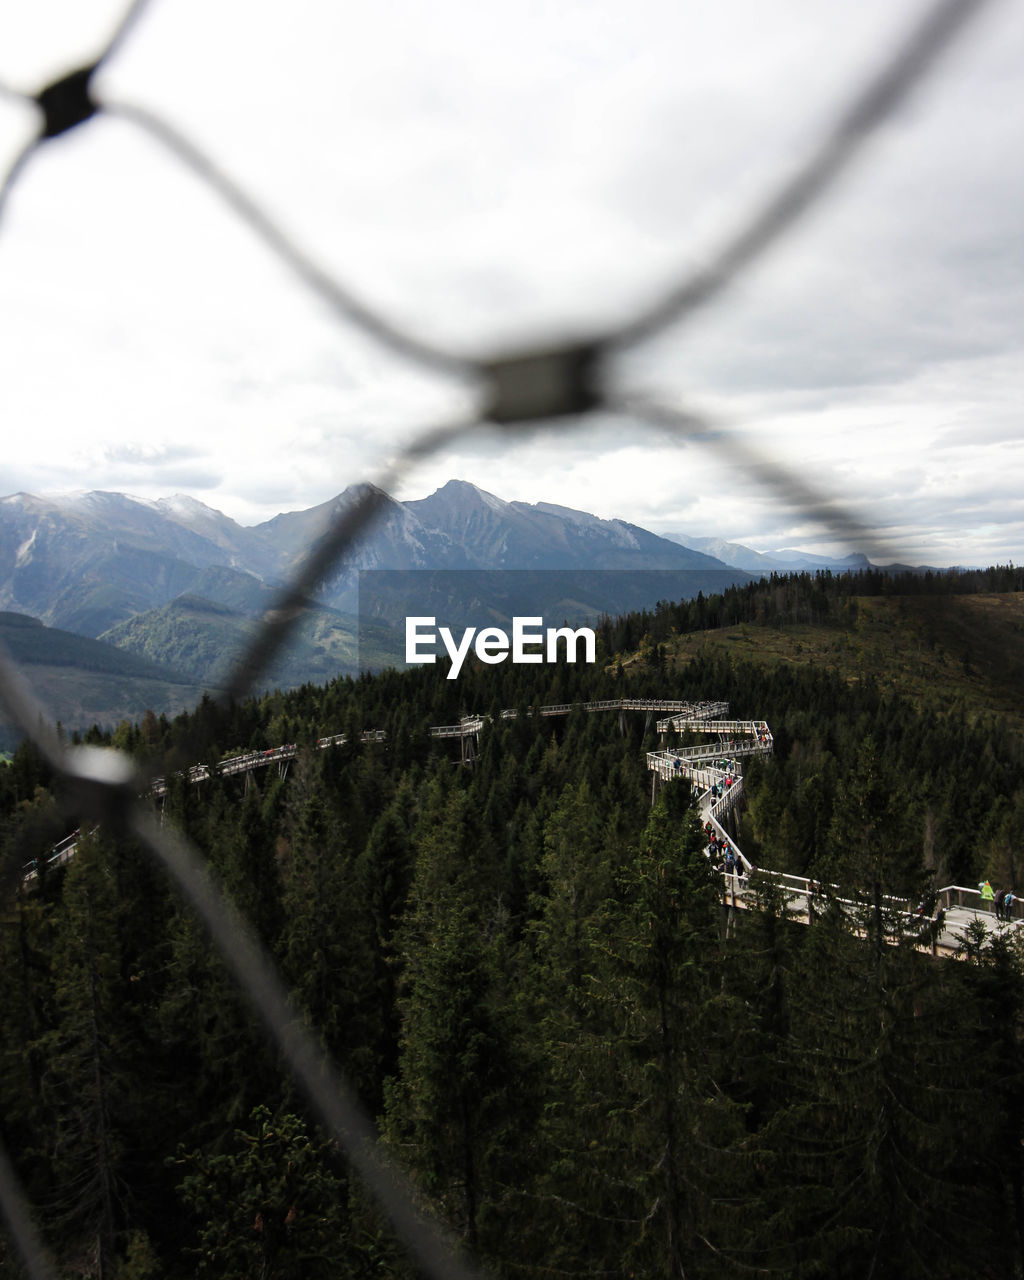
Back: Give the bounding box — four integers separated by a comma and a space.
25, 696, 733, 880
938, 883, 1024, 922
438, 697, 730, 736
648, 724, 953, 952
654, 719, 1023, 957
27, 705, 1013, 958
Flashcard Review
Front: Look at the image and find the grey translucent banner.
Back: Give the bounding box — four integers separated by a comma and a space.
357, 567, 755, 674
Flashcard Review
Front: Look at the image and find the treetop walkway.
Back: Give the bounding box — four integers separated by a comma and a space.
21, 697, 1021, 959
429, 697, 729, 739
646, 716, 1020, 957
27, 697, 724, 879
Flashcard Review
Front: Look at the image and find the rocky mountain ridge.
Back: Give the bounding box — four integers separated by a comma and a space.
0, 481, 737, 637
0, 481, 885, 736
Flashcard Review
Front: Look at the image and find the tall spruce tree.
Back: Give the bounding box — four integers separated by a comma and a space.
515, 780, 751, 1277
512, 777, 625, 1272
32, 835, 134, 1274
174, 1104, 370, 1278
603, 787, 749, 1277
383, 783, 524, 1263
757, 901, 996, 1278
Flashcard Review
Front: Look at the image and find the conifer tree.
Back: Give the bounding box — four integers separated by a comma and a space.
509, 778, 625, 1270
384, 784, 524, 1262
602, 789, 749, 1277
174, 1104, 369, 1278
516, 781, 751, 1276
32, 835, 134, 1273
156, 858, 279, 1139
758, 903, 995, 1278
818, 735, 926, 933
956, 930, 1024, 1277
0, 884, 55, 1232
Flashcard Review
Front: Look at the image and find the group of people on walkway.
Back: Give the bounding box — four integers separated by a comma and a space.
705, 822, 747, 884
705, 762, 737, 801
979, 880, 1018, 922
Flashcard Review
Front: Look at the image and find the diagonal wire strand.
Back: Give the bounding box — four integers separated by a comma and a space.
0, 1136, 58, 1280
103, 99, 481, 382
0, 133, 41, 229
0, 639, 487, 1280
0, 647, 65, 1280
0, 80, 32, 106
94, 0, 155, 71
125, 807, 487, 1280
223, 414, 483, 703
607, 0, 999, 353
616, 393, 907, 566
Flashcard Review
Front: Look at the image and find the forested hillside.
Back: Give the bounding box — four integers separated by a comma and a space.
2, 570, 1024, 1278
606, 563, 1024, 728
0, 613, 207, 754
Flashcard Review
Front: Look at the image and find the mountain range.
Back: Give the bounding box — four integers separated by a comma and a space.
0, 480, 872, 734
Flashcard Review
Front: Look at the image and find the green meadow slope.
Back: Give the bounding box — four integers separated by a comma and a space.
619, 590, 1024, 731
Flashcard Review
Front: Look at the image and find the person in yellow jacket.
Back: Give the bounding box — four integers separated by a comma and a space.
980, 880, 995, 911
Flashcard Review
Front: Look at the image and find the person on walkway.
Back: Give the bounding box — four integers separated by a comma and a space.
980, 880, 995, 912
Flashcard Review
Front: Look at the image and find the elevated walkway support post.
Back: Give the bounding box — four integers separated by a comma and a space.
721, 881, 739, 941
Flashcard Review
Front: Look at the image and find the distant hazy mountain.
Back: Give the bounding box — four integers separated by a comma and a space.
768, 549, 872, 571
405, 481, 725, 571
275, 480, 733, 613
0, 490, 279, 635
663, 531, 872, 574
661, 534, 780, 571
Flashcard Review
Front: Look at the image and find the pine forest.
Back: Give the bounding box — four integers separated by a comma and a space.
3, 567, 1024, 1279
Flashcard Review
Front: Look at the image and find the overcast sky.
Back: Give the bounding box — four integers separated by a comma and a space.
1, 0, 1021, 566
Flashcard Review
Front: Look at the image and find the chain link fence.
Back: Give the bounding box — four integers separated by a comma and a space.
0, 0, 1007, 1274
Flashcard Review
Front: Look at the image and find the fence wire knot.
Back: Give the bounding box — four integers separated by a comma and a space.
36, 66, 99, 139
482, 342, 603, 425
59, 745, 140, 827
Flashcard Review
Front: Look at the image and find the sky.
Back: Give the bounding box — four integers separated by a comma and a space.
0, 0, 1022, 567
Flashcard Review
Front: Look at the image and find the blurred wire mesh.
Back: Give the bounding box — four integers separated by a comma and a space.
0, 0, 1004, 1275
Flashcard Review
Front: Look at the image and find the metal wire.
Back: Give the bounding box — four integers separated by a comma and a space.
93, 0, 155, 71
104, 100, 481, 382
606, 0, 998, 353
0, 133, 39, 228
615, 393, 906, 567
222, 414, 483, 703
0, 0, 1006, 1273
0, 1138, 58, 1280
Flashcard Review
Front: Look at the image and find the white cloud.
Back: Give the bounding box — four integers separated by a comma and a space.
0, 0, 1022, 566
